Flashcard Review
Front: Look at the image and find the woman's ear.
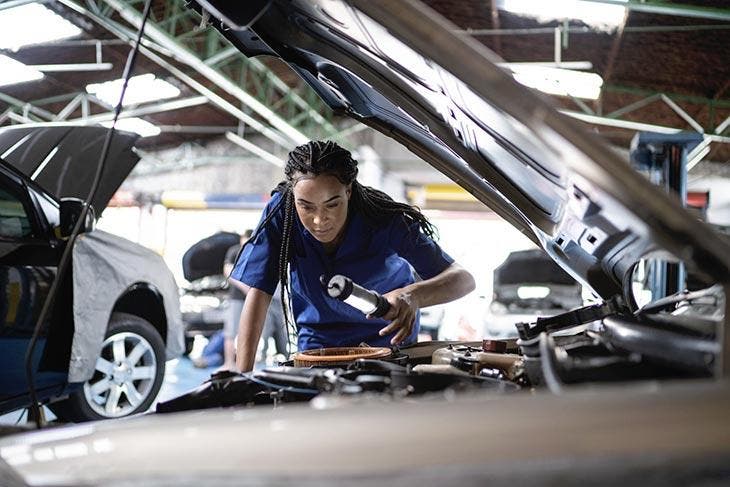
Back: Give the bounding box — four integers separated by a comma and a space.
346, 183, 352, 199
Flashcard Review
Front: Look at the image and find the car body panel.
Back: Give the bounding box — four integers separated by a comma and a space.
0, 381, 729, 485
0, 125, 139, 214
193, 0, 730, 304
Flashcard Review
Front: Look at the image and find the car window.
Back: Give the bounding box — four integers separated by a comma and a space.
0, 187, 33, 239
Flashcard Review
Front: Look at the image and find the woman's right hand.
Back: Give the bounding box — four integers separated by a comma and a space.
375, 287, 420, 345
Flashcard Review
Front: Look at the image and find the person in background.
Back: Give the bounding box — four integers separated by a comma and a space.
191, 330, 225, 368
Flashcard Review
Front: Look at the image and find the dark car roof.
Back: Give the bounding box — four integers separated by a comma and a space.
0, 125, 139, 214
494, 249, 578, 287
191, 0, 730, 304
182, 231, 240, 282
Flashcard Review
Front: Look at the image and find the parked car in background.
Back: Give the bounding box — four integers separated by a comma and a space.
0, 125, 183, 422
179, 231, 240, 354
483, 249, 583, 339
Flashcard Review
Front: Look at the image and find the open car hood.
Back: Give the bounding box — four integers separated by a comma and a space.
192, 0, 730, 303
0, 125, 139, 213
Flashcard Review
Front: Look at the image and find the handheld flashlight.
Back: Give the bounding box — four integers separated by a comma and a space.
323, 274, 391, 318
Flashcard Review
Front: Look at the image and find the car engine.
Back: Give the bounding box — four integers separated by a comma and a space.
157, 284, 721, 414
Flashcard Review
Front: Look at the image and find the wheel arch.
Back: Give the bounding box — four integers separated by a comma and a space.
112, 282, 168, 345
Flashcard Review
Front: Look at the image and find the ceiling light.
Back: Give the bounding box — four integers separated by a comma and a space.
498, 0, 627, 29
510, 65, 604, 100
101, 118, 161, 138
517, 285, 551, 299
0, 3, 82, 51
0, 54, 44, 87
86, 74, 181, 107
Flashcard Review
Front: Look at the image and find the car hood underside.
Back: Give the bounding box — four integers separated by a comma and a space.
191, 0, 730, 304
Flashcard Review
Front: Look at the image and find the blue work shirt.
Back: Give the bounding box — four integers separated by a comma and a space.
231, 191, 454, 350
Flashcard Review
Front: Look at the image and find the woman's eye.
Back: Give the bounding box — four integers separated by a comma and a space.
326, 203, 339, 209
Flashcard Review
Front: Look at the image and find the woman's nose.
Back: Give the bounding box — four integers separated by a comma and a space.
313, 210, 327, 225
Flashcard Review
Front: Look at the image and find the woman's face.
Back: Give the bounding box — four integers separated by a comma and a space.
292, 173, 351, 246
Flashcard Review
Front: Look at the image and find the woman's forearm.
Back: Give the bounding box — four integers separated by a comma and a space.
235, 288, 273, 372
405, 262, 475, 308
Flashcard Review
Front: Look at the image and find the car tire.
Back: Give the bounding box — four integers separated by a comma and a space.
49, 312, 166, 422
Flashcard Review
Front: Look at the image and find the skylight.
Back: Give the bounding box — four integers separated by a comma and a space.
0, 54, 44, 87
0, 3, 82, 51
86, 74, 181, 107
498, 0, 627, 29
101, 118, 161, 138
510, 65, 604, 100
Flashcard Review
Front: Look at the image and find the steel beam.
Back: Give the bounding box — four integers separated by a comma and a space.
58, 0, 293, 148
72, 96, 208, 124
686, 145, 711, 172
225, 132, 284, 168
606, 93, 662, 119
8, 96, 207, 128
0, 0, 48, 11
54, 94, 85, 121
102, 0, 308, 145
458, 24, 730, 36
660, 94, 705, 133
580, 0, 730, 22
562, 110, 730, 144
0, 91, 55, 121
157, 125, 238, 134
715, 115, 730, 136
102, 0, 339, 139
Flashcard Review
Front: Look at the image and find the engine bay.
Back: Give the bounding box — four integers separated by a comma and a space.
157, 285, 722, 414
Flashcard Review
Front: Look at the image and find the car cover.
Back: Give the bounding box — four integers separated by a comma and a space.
70, 230, 184, 383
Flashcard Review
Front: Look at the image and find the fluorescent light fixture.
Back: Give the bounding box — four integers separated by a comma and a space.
510, 65, 604, 100
86, 74, 181, 107
517, 285, 551, 300
0, 3, 82, 51
0, 54, 44, 87
101, 118, 161, 137
498, 0, 627, 29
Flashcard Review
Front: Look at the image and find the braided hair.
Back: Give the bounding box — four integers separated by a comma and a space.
258, 140, 436, 353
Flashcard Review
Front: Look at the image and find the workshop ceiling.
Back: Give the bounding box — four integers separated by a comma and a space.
0, 0, 728, 172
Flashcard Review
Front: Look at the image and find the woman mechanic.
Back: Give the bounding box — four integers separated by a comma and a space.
230, 140, 475, 372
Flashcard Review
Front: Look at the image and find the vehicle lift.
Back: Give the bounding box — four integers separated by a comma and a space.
629, 131, 704, 301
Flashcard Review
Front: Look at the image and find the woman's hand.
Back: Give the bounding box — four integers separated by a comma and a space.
374, 288, 420, 345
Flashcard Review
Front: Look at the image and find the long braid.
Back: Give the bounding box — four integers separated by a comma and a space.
352, 181, 436, 239
277, 188, 296, 357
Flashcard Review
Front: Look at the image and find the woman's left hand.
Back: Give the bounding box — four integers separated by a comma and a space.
373, 288, 419, 345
